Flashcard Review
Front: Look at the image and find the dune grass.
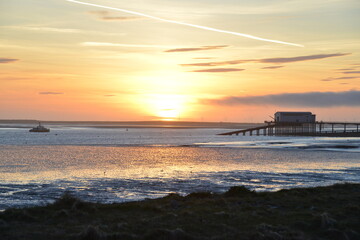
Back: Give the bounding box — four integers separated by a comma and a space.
0, 183, 359, 239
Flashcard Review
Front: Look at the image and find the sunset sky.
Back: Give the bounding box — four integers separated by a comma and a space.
1, 0, 360, 122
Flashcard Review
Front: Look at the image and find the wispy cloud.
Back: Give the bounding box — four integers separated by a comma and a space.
0, 58, 19, 64
2, 25, 125, 36
7, 26, 81, 33
335, 65, 360, 71
89, 10, 143, 21
191, 68, 245, 73
39, 92, 64, 95
193, 57, 215, 60
258, 53, 350, 63
342, 71, 360, 74
262, 66, 284, 69
322, 77, 360, 81
202, 91, 360, 107
181, 60, 247, 67
182, 53, 350, 67
104, 94, 116, 97
165, 45, 228, 53
67, 0, 303, 47
81, 42, 171, 49
336, 68, 355, 71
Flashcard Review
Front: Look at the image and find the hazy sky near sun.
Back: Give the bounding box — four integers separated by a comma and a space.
1, 0, 360, 122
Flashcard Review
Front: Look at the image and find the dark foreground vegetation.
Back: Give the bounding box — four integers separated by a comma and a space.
1, 183, 359, 240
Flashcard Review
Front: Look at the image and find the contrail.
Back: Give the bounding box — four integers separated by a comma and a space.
66, 0, 304, 47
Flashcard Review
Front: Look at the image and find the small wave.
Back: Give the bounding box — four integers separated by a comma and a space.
1, 166, 359, 210
298, 145, 359, 149
195, 138, 360, 152
267, 142, 293, 145
0, 164, 29, 168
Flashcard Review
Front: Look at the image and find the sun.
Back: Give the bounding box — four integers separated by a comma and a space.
145, 94, 188, 121
157, 108, 179, 119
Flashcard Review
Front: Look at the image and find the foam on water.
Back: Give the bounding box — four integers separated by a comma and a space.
1, 167, 359, 210
196, 137, 360, 152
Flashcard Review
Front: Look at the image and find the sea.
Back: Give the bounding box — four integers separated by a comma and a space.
0, 123, 359, 211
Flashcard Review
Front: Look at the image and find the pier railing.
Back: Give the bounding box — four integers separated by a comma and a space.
218, 121, 360, 137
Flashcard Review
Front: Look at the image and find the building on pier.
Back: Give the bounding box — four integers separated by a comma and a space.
218, 112, 360, 137
275, 112, 316, 123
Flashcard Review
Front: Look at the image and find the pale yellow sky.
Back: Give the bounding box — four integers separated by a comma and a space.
1, 0, 360, 121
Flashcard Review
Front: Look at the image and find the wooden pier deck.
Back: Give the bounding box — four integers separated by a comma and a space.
218, 122, 360, 137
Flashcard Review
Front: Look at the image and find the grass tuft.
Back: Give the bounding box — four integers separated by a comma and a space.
224, 186, 255, 197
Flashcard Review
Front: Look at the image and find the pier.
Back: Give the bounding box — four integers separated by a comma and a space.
218, 121, 360, 137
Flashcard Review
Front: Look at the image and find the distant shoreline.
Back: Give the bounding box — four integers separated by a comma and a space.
0, 120, 262, 129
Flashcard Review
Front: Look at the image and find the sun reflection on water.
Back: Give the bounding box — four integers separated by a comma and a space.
0, 145, 359, 183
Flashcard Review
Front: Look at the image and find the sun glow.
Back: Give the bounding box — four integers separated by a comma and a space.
145, 94, 189, 121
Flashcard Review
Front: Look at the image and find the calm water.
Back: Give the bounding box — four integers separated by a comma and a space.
0, 126, 359, 210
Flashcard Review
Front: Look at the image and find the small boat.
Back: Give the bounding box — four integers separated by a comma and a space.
29, 122, 50, 132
